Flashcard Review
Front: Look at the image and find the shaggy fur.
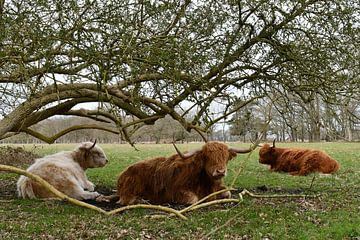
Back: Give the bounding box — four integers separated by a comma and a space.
259, 143, 340, 176
116, 141, 249, 205
17, 142, 108, 200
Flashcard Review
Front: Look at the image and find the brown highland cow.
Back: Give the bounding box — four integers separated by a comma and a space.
258, 140, 340, 176
115, 141, 252, 205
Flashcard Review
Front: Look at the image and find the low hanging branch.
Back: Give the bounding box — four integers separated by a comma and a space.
22, 125, 120, 144
230, 107, 272, 188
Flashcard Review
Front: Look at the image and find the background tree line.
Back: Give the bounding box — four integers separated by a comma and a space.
2, 94, 359, 144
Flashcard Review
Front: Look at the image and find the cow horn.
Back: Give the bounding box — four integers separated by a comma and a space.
272, 139, 276, 148
172, 143, 201, 159
88, 139, 97, 150
173, 143, 186, 159
250, 138, 264, 147
229, 146, 252, 154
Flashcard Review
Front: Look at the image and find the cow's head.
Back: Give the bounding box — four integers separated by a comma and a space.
77, 140, 108, 169
173, 141, 252, 180
258, 139, 276, 164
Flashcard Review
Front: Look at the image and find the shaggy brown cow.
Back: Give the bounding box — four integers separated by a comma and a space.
258, 140, 340, 176
115, 141, 252, 205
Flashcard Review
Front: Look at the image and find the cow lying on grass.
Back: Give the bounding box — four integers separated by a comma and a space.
258, 140, 340, 176
17, 141, 108, 200
114, 141, 252, 205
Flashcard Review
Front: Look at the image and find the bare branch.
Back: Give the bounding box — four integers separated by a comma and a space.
22, 125, 119, 144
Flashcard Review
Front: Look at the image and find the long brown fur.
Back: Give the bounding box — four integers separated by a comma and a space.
259, 144, 340, 176
116, 142, 241, 205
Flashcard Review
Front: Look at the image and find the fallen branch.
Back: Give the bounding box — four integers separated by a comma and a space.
201, 211, 244, 239
0, 164, 108, 215
238, 189, 320, 201
181, 198, 240, 212
179, 188, 235, 214
0, 164, 319, 220
0, 164, 186, 219
108, 204, 187, 220
181, 188, 319, 215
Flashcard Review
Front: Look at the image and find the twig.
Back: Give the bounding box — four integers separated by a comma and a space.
182, 188, 318, 215
193, 128, 208, 142
230, 150, 255, 188
201, 211, 244, 239
238, 189, 319, 200
179, 188, 235, 214
309, 174, 317, 190
230, 118, 272, 188
182, 198, 240, 213
108, 204, 187, 220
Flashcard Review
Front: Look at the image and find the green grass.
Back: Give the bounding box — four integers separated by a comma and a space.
0, 142, 359, 239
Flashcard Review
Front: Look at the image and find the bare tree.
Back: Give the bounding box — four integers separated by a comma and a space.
1, 0, 359, 144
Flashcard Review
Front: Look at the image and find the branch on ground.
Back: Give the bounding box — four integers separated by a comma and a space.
0, 165, 319, 220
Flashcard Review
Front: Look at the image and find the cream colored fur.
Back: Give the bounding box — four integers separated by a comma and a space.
17, 142, 108, 200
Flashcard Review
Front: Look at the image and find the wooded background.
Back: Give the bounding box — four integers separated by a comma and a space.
1, 0, 359, 144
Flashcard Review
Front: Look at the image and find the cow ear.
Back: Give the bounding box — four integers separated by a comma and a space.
79, 140, 97, 151
227, 150, 237, 161
269, 146, 275, 152
78, 142, 88, 151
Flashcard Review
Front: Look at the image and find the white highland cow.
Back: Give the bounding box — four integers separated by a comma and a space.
17, 141, 108, 200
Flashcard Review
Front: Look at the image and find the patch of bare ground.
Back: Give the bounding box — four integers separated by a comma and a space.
0, 179, 17, 200
0, 146, 39, 168
0, 146, 40, 200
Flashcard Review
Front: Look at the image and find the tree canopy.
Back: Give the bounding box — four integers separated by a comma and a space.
1, 0, 359, 144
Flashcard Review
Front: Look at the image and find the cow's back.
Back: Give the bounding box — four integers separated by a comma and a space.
17, 154, 83, 198
278, 148, 339, 175
117, 156, 170, 204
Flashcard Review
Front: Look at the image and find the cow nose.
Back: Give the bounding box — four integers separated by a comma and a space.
215, 169, 226, 176
105, 159, 109, 163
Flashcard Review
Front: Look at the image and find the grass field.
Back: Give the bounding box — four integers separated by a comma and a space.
0, 142, 359, 239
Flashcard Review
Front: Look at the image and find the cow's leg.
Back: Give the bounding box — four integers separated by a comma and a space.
96, 194, 119, 202
116, 194, 139, 205
298, 169, 310, 176
77, 190, 100, 200
289, 171, 301, 176
84, 180, 95, 191
66, 184, 100, 200
61, 178, 100, 200
219, 190, 231, 199
74, 172, 95, 191
212, 182, 231, 199
176, 190, 199, 204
